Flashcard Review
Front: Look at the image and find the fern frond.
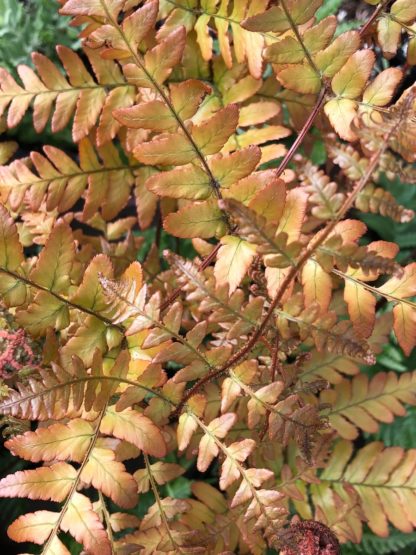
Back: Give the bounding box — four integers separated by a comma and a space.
343, 529, 416, 555
381, 150, 416, 184
323, 372, 416, 439
0, 350, 129, 420
189, 410, 288, 548
1, 1, 415, 553
162, 0, 268, 79
327, 139, 368, 181
220, 198, 303, 269
356, 183, 414, 223
100, 262, 244, 386
99, 261, 149, 327
277, 294, 376, 364
301, 352, 360, 384
377, 262, 416, 355
0, 137, 139, 219
317, 233, 402, 277
8, 491, 112, 553
121, 496, 211, 553
244, 0, 330, 92
0, 46, 134, 143
357, 86, 416, 163
319, 440, 416, 537
166, 252, 264, 340
297, 157, 345, 220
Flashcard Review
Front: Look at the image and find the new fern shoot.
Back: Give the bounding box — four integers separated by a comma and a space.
0, 0, 415, 554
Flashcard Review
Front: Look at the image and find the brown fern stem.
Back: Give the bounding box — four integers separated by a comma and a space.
259, 335, 281, 441
276, 86, 327, 178
279, 0, 321, 76
359, 1, 386, 38
172, 137, 391, 418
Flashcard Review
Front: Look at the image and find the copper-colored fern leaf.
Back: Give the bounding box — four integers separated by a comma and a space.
0, 137, 139, 219
0, 351, 128, 420
356, 183, 414, 223
0, 0, 415, 553
277, 294, 376, 364
297, 158, 345, 220
323, 371, 416, 439
0, 46, 134, 143
356, 86, 416, 163
318, 440, 416, 538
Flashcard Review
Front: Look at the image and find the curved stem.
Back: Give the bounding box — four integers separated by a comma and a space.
41, 406, 108, 554
276, 87, 327, 178
359, 1, 386, 37
279, 0, 321, 76
144, 453, 185, 554
173, 133, 392, 416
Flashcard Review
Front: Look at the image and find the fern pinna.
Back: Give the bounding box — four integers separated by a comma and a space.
0, 0, 415, 553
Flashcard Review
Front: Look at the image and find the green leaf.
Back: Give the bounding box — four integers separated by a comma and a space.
316, 0, 343, 20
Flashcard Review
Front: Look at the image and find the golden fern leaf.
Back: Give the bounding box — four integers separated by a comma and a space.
319, 440, 416, 537
0, 350, 129, 421
323, 372, 416, 439
0, 137, 138, 219
0, 46, 134, 143
160, 0, 268, 78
